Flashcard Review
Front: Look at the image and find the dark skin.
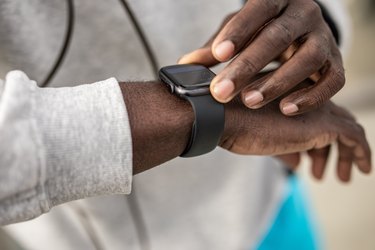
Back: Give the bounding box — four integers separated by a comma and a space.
179, 0, 344, 116
120, 81, 372, 182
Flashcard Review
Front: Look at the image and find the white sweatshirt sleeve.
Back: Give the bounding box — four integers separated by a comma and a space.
0, 71, 133, 225
317, 0, 352, 55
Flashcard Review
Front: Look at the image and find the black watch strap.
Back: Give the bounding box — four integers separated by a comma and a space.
181, 95, 225, 157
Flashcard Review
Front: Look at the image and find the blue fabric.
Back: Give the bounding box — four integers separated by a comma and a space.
255, 175, 322, 250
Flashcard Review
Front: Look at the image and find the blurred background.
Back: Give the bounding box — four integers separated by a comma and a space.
299, 0, 375, 249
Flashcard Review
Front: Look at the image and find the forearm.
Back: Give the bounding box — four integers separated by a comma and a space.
120, 81, 194, 174
0, 72, 231, 225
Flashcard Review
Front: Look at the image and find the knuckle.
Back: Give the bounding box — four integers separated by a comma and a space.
315, 66, 345, 106
320, 28, 332, 45
311, 92, 326, 108
238, 56, 261, 75
266, 0, 281, 15
331, 66, 346, 91
267, 21, 294, 47
307, 40, 329, 67
354, 123, 366, 136
251, 0, 282, 15
223, 15, 251, 45
305, 1, 322, 18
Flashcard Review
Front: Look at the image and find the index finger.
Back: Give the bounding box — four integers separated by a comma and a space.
212, 0, 288, 61
339, 123, 372, 174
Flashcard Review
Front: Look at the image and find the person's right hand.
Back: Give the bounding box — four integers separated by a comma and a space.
221, 98, 372, 182
179, 0, 344, 116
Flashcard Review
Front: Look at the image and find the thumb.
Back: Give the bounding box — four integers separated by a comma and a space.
178, 47, 219, 67
178, 12, 237, 66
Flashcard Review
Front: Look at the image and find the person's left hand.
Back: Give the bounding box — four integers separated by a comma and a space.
179, 0, 344, 116
221, 98, 372, 182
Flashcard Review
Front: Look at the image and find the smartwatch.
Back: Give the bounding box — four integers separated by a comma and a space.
159, 64, 225, 157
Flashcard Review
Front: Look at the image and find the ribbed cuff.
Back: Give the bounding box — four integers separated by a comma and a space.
33, 77, 133, 207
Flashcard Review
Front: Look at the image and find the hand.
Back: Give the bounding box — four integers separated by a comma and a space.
179, 0, 344, 116
121, 81, 371, 182
221, 98, 372, 182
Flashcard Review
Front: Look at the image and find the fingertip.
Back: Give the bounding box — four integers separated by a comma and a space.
177, 55, 188, 64
367, 164, 372, 174
177, 51, 197, 64
210, 78, 235, 103
337, 171, 349, 183
341, 176, 351, 183
276, 153, 301, 169
357, 160, 372, 174
281, 102, 299, 115
311, 159, 325, 180
313, 174, 324, 182
244, 90, 264, 108
362, 164, 371, 174
178, 48, 219, 66
213, 40, 235, 62
337, 165, 351, 183
312, 168, 324, 181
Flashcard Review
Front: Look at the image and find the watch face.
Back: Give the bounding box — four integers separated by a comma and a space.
160, 65, 215, 89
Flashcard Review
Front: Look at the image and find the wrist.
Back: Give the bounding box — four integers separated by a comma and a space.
218, 96, 260, 153
119, 81, 194, 174
219, 97, 241, 147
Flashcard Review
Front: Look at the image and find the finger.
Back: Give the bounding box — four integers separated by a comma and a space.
211, 0, 289, 61
241, 34, 329, 109
278, 42, 322, 82
338, 125, 372, 174
178, 47, 219, 67
276, 153, 301, 170
279, 60, 345, 115
211, 6, 316, 103
308, 146, 331, 180
179, 12, 237, 65
337, 142, 354, 182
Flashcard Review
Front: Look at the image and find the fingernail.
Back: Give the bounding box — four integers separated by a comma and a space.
214, 40, 235, 61
212, 79, 235, 101
177, 55, 187, 64
245, 91, 264, 108
178, 52, 194, 64
282, 103, 299, 115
